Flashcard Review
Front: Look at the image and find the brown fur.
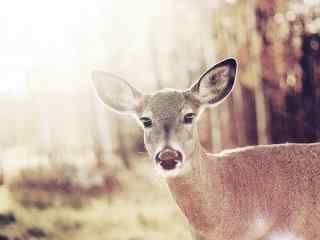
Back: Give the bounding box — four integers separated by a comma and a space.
168, 142, 320, 240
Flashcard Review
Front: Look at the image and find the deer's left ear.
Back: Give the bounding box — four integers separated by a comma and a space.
187, 58, 237, 107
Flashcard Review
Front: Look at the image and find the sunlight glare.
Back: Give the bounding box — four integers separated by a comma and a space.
0, 69, 27, 97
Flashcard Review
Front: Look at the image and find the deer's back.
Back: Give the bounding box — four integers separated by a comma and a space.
212, 143, 320, 239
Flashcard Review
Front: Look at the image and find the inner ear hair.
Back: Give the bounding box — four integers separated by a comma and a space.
189, 58, 237, 106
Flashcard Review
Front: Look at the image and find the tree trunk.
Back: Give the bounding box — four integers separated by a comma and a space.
256, 0, 320, 144
116, 119, 131, 169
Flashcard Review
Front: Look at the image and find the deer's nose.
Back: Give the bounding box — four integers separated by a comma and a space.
155, 148, 183, 170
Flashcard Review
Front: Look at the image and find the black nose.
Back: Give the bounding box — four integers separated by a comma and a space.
155, 148, 183, 170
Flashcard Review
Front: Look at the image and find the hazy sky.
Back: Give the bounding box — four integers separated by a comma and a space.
0, 0, 181, 95
1, 0, 318, 96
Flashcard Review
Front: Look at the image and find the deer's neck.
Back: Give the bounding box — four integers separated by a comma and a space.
166, 136, 223, 234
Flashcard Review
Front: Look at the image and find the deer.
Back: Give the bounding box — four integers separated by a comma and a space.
91, 58, 320, 240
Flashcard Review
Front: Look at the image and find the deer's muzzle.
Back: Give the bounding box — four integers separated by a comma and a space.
155, 148, 183, 170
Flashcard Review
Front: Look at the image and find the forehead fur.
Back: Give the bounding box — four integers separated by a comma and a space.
146, 89, 186, 120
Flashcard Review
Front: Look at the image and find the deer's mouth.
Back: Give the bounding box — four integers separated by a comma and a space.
155, 148, 183, 171
159, 158, 181, 170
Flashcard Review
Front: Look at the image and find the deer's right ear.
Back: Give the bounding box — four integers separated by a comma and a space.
91, 71, 144, 115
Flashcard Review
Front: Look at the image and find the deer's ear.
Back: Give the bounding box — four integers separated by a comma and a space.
188, 58, 237, 107
91, 71, 143, 114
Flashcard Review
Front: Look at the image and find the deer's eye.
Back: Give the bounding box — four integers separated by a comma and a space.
183, 113, 196, 124
140, 117, 152, 128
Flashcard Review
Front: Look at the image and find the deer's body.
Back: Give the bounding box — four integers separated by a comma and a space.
92, 58, 320, 239
169, 142, 320, 239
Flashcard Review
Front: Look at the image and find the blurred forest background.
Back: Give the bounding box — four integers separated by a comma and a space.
0, 0, 319, 239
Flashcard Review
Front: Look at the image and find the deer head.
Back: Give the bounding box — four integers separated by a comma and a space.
91, 58, 237, 177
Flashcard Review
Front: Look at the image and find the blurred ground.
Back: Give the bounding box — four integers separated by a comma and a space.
0, 161, 190, 240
